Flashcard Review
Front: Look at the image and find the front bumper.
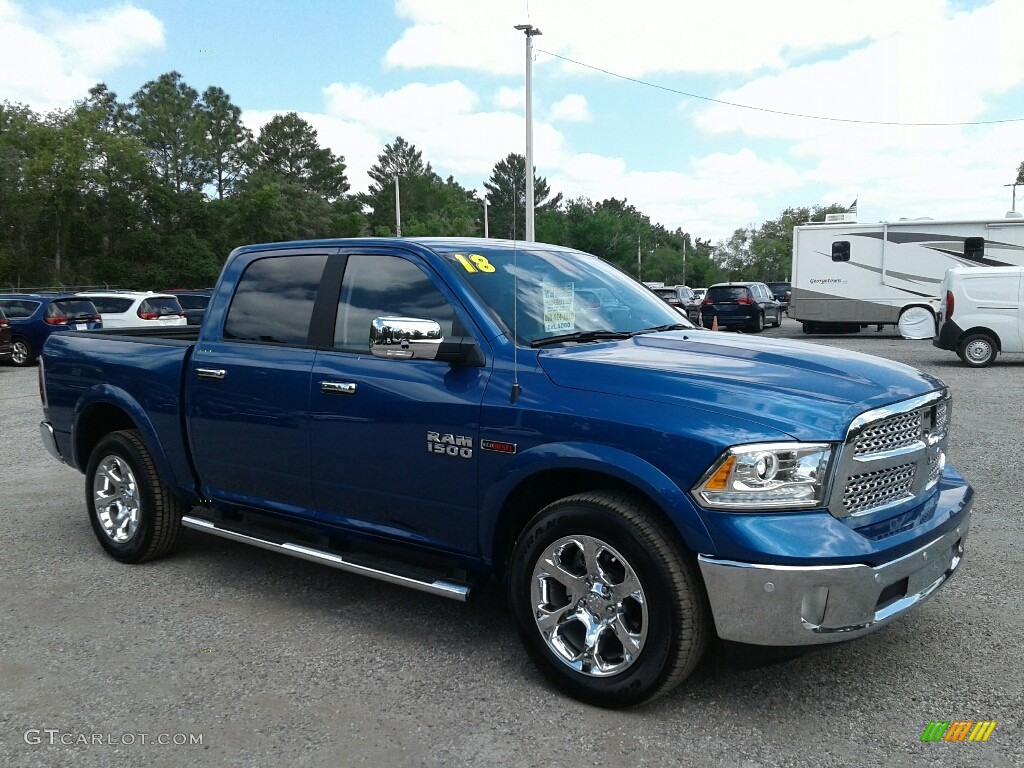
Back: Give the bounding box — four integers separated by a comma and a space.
40, 421, 65, 465
697, 510, 970, 646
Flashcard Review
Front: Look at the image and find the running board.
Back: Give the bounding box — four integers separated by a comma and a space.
181, 515, 471, 602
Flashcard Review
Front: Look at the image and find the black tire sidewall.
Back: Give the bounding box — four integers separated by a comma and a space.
85, 432, 159, 562
509, 502, 687, 707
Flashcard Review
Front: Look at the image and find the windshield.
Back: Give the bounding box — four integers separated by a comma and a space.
436, 245, 694, 345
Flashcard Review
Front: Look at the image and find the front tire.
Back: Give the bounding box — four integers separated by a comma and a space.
771, 310, 781, 328
508, 492, 709, 708
958, 333, 997, 368
85, 430, 185, 563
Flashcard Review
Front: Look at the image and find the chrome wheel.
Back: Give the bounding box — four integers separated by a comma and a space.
531, 535, 648, 677
92, 455, 141, 543
11, 339, 30, 366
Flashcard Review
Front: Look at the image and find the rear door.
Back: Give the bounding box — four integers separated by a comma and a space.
187, 250, 330, 518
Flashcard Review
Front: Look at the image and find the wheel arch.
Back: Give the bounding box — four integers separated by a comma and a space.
958, 326, 1002, 352
482, 445, 715, 582
72, 387, 187, 499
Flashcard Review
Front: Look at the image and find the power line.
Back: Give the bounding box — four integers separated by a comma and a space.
538, 49, 1024, 127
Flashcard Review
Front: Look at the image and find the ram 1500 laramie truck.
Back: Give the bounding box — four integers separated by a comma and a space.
39, 237, 973, 708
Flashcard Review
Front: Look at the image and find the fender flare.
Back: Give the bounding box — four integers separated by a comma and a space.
479, 441, 715, 559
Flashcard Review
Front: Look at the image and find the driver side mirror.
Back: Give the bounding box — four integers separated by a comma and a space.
369, 316, 483, 366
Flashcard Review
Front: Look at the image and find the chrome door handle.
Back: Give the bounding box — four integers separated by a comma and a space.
196, 368, 226, 380
321, 381, 357, 395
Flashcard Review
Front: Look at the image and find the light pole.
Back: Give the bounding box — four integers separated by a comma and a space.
395, 175, 401, 236
483, 197, 489, 238
1005, 181, 1020, 212
515, 23, 541, 242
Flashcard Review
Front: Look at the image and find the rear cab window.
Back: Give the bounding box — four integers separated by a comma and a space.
224, 255, 328, 345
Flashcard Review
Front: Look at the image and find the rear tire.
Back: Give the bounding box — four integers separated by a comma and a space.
508, 491, 710, 708
85, 430, 185, 563
10, 338, 34, 367
957, 333, 997, 368
752, 313, 764, 333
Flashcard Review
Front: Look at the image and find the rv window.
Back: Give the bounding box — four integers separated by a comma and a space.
963, 237, 985, 262
832, 241, 851, 262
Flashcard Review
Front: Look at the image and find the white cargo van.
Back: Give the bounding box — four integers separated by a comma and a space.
933, 266, 1024, 367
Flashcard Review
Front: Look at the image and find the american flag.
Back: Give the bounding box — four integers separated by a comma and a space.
847, 199, 858, 214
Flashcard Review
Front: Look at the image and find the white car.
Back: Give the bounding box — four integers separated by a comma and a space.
76, 292, 187, 329
934, 266, 1024, 367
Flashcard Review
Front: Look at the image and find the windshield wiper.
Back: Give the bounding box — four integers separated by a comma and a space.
530, 330, 634, 348
635, 323, 694, 335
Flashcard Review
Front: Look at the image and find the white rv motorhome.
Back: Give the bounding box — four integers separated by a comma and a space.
790, 214, 1024, 337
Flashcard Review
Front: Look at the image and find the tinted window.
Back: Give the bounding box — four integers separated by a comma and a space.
224, 254, 327, 345
175, 293, 210, 310
51, 300, 99, 319
706, 286, 748, 301
832, 241, 851, 262
0, 300, 41, 318
964, 237, 985, 261
140, 297, 183, 316
89, 297, 133, 313
335, 255, 454, 353
654, 289, 677, 301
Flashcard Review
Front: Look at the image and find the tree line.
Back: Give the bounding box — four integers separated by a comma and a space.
2, 70, 880, 292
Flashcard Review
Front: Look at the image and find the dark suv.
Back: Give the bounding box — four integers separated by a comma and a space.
700, 282, 782, 332
0, 307, 12, 363
162, 289, 212, 326
0, 294, 103, 366
765, 281, 792, 312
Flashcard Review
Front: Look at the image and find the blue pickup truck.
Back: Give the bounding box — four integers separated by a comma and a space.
39, 237, 973, 707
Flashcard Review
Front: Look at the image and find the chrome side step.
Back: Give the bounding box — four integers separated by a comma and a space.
181, 515, 471, 602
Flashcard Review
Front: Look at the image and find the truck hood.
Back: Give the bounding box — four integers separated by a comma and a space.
536, 331, 945, 441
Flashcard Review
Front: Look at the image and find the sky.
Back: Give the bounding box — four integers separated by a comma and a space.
2, 0, 1024, 243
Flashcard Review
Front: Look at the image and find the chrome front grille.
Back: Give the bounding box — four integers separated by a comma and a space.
829, 391, 951, 519
853, 412, 922, 456
842, 463, 915, 515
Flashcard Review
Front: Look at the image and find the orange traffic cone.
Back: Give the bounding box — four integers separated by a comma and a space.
711, 315, 719, 331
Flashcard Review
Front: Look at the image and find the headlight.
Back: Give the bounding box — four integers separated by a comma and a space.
692, 442, 834, 510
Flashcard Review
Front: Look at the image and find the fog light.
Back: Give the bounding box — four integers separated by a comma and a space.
800, 587, 829, 627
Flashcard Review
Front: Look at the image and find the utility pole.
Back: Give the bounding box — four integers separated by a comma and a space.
515, 23, 541, 242
395, 176, 402, 236
483, 197, 489, 238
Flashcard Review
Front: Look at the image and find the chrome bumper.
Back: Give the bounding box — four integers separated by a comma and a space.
39, 421, 64, 464
697, 512, 970, 646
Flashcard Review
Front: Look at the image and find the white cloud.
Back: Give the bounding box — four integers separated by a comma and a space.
386, 0, 944, 77
494, 86, 523, 110
548, 94, 590, 123
0, 0, 164, 110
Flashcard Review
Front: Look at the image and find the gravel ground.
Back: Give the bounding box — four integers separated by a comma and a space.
1, 319, 1021, 767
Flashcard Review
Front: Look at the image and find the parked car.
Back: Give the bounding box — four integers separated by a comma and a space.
765, 281, 792, 313
652, 285, 700, 323
0, 294, 103, 366
701, 282, 782, 332
933, 265, 1024, 367
162, 289, 212, 326
691, 287, 707, 302
76, 291, 187, 329
0, 306, 12, 363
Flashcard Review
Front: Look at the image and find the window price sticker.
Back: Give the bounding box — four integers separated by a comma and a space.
543, 282, 575, 332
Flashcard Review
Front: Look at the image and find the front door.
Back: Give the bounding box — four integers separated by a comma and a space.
309, 252, 490, 555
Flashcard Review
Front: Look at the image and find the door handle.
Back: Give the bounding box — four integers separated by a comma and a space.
321, 381, 357, 395
196, 368, 226, 380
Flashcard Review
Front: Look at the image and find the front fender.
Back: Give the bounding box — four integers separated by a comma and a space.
479, 441, 715, 557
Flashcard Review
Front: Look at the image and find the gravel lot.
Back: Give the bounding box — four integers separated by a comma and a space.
2, 318, 1021, 767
